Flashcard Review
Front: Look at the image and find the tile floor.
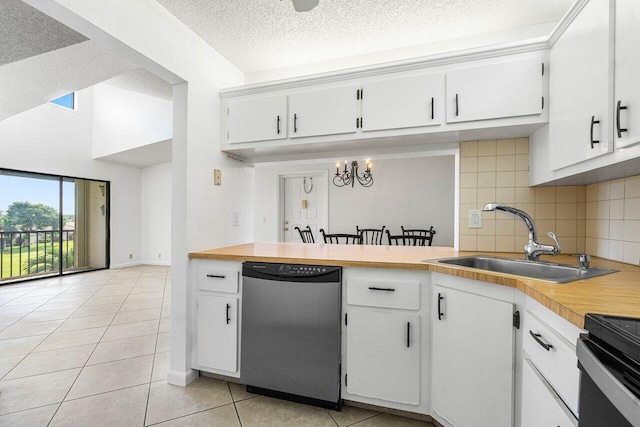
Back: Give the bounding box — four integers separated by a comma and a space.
0, 266, 435, 426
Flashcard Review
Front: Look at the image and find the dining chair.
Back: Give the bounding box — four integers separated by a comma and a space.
320, 229, 362, 244
356, 226, 386, 245
386, 230, 430, 246
401, 226, 436, 246
294, 226, 315, 243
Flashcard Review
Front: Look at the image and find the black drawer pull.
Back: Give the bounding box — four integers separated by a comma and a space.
206, 274, 226, 279
226, 303, 231, 324
368, 286, 395, 292
407, 322, 411, 348
529, 330, 553, 351
590, 115, 600, 149
455, 94, 459, 117
437, 293, 444, 320
431, 97, 434, 120
294, 113, 298, 133
276, 115, 280, 134
617, 100, 628, 138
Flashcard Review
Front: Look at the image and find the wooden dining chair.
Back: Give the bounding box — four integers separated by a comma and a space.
356, 226, 386, 245
294, 226, 315, 243
401, 226, 436, 246
386, 230, 430, 246
320, 229, 362, 244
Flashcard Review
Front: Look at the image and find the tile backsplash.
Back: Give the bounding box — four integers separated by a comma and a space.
459, 138, 640, 265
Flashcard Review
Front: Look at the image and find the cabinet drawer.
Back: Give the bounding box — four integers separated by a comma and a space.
347, 279, 419, 309
198, 268, 239, 293
523, 310, 580, 416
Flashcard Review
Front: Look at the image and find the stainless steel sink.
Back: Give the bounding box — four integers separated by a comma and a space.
433, 256, 617, 283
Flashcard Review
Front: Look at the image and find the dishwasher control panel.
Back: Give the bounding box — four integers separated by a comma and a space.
242, 262, 341, 282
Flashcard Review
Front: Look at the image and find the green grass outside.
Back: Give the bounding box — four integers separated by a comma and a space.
0, 241, 74, 280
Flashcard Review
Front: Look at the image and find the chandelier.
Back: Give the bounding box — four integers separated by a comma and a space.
333, 160, 373, 188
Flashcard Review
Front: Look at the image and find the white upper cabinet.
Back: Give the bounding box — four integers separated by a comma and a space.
446, 57, 543, 123
361, 74, 444, 132
289, 86, 358, 138
614, 0, 640, 149
227, 95, 287, 144
548, 0, 612, 170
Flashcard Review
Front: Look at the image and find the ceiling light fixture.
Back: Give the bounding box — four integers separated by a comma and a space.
333, 160, 373, 188
291, 0, 319, 12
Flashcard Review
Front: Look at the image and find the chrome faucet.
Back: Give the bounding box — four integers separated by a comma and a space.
482, 203, 561, 261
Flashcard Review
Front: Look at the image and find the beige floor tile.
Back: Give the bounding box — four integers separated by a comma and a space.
0, 334, 47, 356
351, 413, 434, 427
152, 404, 240, 427
0, 303, 41, 316
145, 378, 233, 425
35, 327, 106, 352
51, 384, 148, 427
37, 300, 84, 311
3, 295, 54, 306
101, 319, 158, 342
327, 405, 379, 427
88, 334, 157, 365
92, 285, 133, 296
70, 303, 121, 318
236, 396, 336, 427
20, 308, 76, 323
0, 314, 23, 326
66, 354, 153, 400
0, 368, 80, 415
120, 298, 163, 312
111, 307, 161, 325
83, 294, 127, 306
158, 316, 171, 333
126, 291, 165, 301
0, 355, 24, 379
152, 351, 170, 382
156, 331, 170, 353
55, 313, 116, 332
0, 403, 59, 426
228, 382, 256, 402
0, 319, 64, 340
161, 305, 171, 318
5, 344, 96, 380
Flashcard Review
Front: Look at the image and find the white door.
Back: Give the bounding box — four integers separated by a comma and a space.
362, 74, 444, 132
346, 308, 420, 405
197, 295, 238, 373
432, 285, 515, 427
614, 1, 640, 149
227, 94, 287, 144
289, 86, 358, 138
282, 175, 325, 242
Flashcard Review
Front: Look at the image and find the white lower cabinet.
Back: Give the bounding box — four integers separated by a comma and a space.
432, 282, 515, 427
197, 294, 238, 373
346, 308, 420, 405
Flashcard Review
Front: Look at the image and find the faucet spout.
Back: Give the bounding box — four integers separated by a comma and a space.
482, 203, 560, 261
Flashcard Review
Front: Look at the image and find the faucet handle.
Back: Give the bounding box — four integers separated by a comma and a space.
571, 253, 591, 269
547, 231, 561, 255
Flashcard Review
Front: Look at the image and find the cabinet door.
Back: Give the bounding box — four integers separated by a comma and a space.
361, 74, 444, 131
432, 285, 514, 427
548, 0, 612, 170
614, 1, 640, 149
446, 57, 543, 123
197, 295, 238, 372
227, 95, 287, 144
289, 86, 357, 138
346, 308, 420, 405
521, 359, 578, 427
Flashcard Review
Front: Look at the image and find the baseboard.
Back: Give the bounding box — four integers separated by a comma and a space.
110, 261, 142, 269
167, 369, 199, 386
140, 260, 171, 266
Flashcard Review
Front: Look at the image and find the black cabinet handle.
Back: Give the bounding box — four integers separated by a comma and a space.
617, 100, 628, 138
455, 94, 459, 117
294, 113, 298, 133
590, 115, 600, 149
368, 286, 395, 292
529, 330, 553, 351
437, 293, 444, 320
431, 97, 434, 120
277, 115, 280, 134
226, 303, 231, 324
206, 274, 225, 279
407, 322, 411, 348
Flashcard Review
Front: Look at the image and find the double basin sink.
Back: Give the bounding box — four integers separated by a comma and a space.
434, 255, 617, 283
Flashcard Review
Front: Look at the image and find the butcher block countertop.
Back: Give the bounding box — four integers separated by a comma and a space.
190, 243, 640, 328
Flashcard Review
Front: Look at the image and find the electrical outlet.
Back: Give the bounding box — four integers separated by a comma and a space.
233, 211, 240, 226
214, 169, 221, 186
158, 253, 162, 259
468, 210, 482, 228
129, 253, 133, 259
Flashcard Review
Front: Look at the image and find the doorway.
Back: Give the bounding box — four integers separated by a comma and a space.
279, 172, 328, 242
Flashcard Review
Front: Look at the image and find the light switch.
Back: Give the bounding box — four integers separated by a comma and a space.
214, 169, 221, 185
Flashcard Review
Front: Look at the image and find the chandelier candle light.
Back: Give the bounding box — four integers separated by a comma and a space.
333, 160, 373, 188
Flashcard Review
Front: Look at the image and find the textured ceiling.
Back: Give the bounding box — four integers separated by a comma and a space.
0, 0, 87, 66
156, 0, 574, 75
103, 68, 173, 101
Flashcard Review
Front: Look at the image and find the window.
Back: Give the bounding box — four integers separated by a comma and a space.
50, 93, 75, 110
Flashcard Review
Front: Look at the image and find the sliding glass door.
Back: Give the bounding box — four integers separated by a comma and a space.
0, 169, 109, 283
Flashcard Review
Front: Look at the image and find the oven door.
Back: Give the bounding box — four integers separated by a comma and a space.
577, 337, 640, 427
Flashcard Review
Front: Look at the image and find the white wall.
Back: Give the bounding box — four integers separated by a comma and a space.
0, 88, 143, 268
254, 156, 456, 246
141, 161, 171, 265
92, 83, 173, 158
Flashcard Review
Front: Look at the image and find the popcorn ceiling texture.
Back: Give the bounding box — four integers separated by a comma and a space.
156, 0, 574, 74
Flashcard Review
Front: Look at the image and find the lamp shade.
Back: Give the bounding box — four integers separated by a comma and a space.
292, 0, 319, 12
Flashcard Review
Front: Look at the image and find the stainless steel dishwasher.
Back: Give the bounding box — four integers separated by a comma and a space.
241, 261, 342, 410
